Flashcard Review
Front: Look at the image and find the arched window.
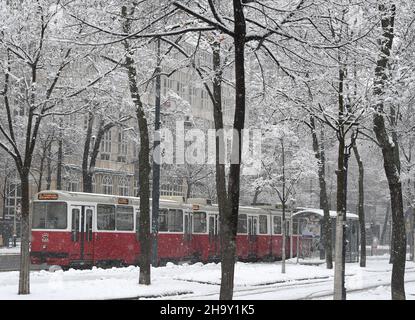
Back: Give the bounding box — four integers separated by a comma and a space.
118, 176, 129, 196
102, 175, 113, 195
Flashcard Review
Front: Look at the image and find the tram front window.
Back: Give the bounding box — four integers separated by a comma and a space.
32, 202, 68, 229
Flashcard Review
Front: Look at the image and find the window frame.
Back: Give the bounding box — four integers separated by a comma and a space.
237, 214, 248, 234
273, 215, 282, 235
192, 211, 207, 234
97, 204, 116, 231
259, 215, 268, 235
32, 201, 68, 230
115, 205, 134, 231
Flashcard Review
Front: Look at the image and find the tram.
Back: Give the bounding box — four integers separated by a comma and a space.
30, 190, 303, 268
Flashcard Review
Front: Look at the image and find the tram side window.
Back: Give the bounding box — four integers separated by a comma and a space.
237, 214, 247, 234
97, 204, 115, 230
116, 205, 134, 231
273, 216, 282, 234
168, 209, 183, 232
259, 215, 268, 234
32, 202, 67, 229
193, 212, 207, 233
158, 208, 169, 232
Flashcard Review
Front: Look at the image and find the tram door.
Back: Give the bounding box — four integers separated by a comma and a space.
208, 214, 220, 259
248, 215, 258, 258
183, 212, 193, 256
70, 205, 94, 263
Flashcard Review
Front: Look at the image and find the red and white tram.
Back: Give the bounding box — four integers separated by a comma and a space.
30, 190, 302, 268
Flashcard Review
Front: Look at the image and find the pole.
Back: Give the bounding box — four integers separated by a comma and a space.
341, 151, 351, 299
296, 219, 300, 264
151, 38, 161, 266
290, 206, 293, 259
281, 139, 286, 274
13, 173, 17, 247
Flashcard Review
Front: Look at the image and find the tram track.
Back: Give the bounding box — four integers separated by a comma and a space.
301, 278, 415, 300
170, 268, 415, 300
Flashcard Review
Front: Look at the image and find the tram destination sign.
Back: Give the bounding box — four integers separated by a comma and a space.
38, 193, 59, 200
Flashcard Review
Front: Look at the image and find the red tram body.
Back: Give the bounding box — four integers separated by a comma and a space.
30, 191, 303, 268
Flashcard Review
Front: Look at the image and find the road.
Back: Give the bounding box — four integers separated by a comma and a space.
164, 268, 415, 300
0, 254, 48, 272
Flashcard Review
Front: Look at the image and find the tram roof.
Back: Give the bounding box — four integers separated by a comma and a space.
34, 191, 288, 215
33, 190, 181, 207
293, 207, 359, 220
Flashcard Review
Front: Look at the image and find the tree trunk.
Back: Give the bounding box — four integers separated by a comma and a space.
219, 1, 247, 300
45, 142, 52, 190
281, 139, 287, 274
210, 40, 233, 300
18, 173, 30, 295
333, 135, 346, 300
252, 187, 261, 205
333, 60, 348, 300
186, 179, 192, 200
353, 144, 366, 267
37, 152, 45, 193
372, 3, 406, 300
310, 116, 332, 269
282, 205, 286, 273
56, 137, 63, 190
381, 204, 390, 245
82, 111, 94, 193
122, 4, 151, 285
137, 113, 151, 285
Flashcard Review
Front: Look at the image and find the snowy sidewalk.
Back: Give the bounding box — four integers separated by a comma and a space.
0, 256, 414, 300
0, 245, 21, 255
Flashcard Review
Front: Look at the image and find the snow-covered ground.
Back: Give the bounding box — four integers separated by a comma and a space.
0, 255, 414, 300
0, 245, 21, 255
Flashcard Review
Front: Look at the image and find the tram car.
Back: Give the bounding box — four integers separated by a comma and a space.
30, 190, 303, 268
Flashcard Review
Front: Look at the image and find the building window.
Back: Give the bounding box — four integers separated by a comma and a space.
118, 176, 130, 196
100, 129, 112, 160
160, 176, 184, 196
5, 182, 21, 220
102, 175, 113, 195
65, 179, 79, 192
118, 130, 128, 156
133, 179, 139, 197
